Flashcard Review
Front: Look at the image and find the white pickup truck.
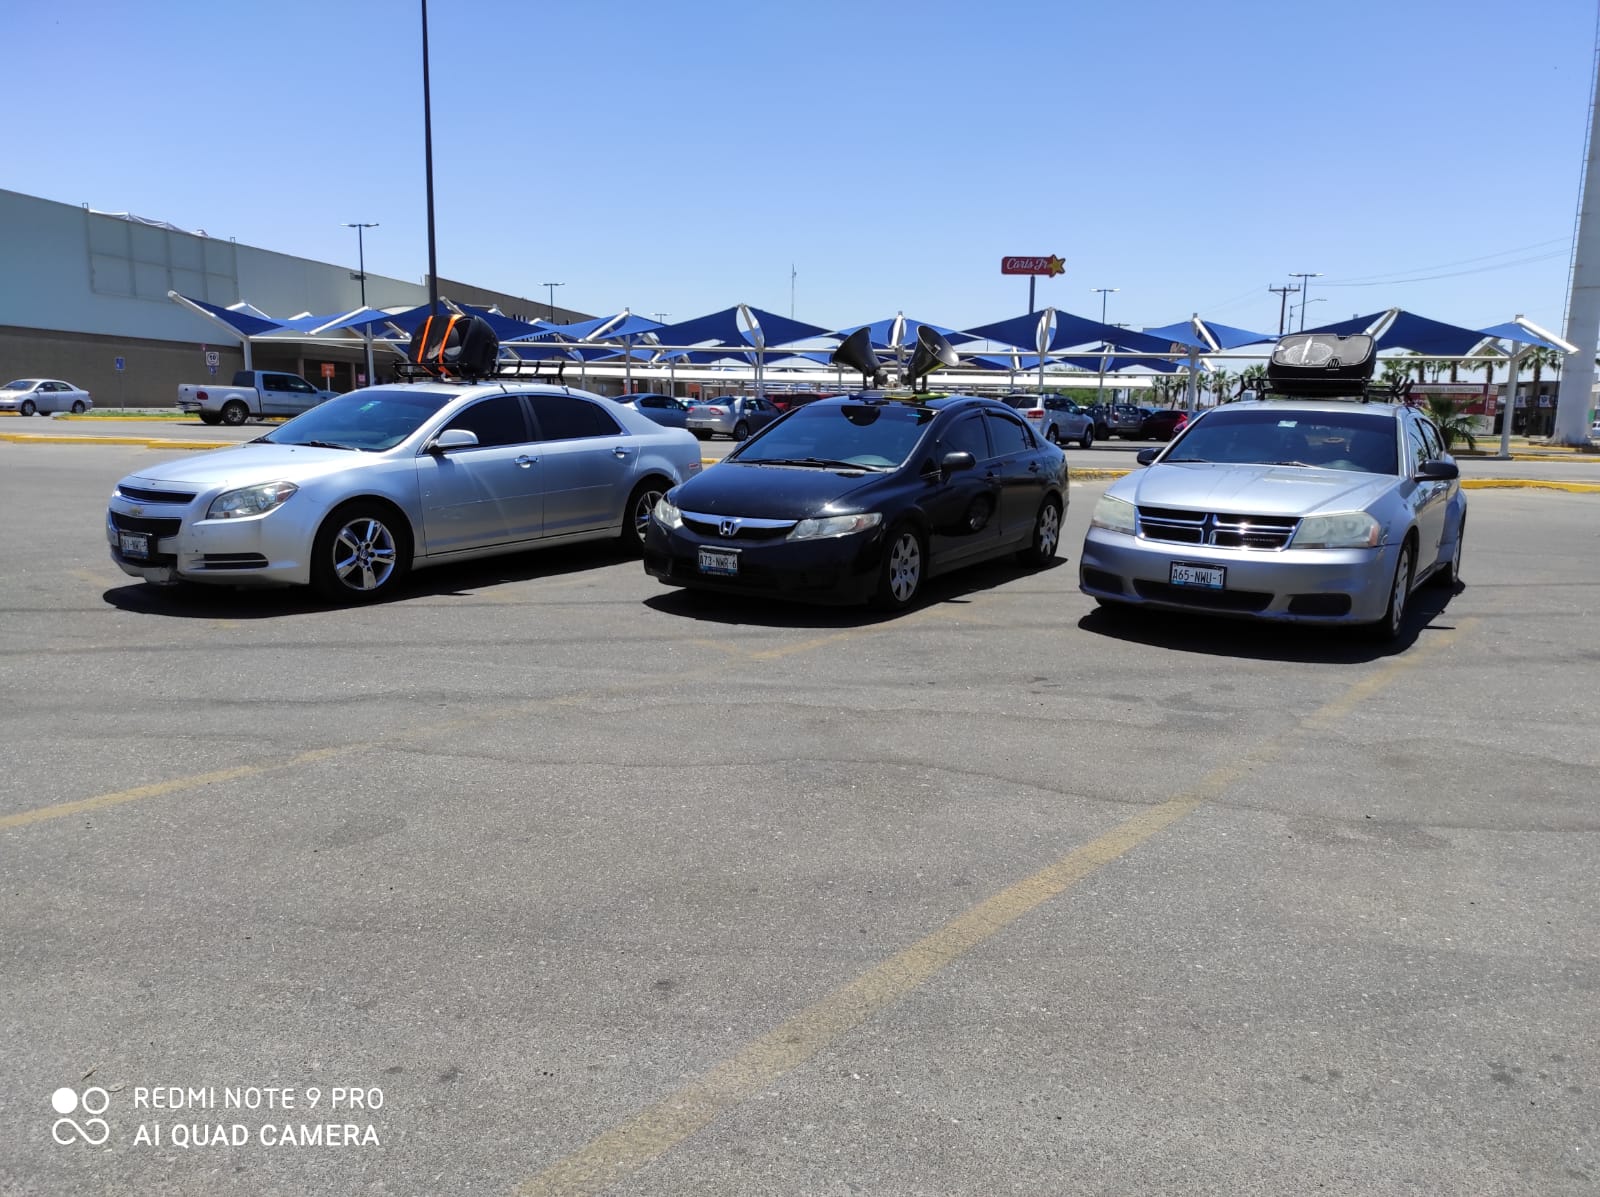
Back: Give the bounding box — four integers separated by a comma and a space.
177, 370, 337, 426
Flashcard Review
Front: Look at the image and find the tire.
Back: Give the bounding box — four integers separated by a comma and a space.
198, 412, 222, 426
220, 400, 250, 427
20, 399, 35, 417
732, 421, 750, 442
71, 400, 86, 414
1079, 425, 1095, 449
1046, 425, 1061, 445
871, 524, 925, 611
692, 430, 710, 441
1430, 516, 1464, 588
1016, 498, 1063, 567
620, 477, 669, 555
1364, 540, 1414, 642
310, 503, 410, 603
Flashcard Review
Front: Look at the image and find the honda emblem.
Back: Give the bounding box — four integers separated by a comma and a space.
719, 519, 738, 537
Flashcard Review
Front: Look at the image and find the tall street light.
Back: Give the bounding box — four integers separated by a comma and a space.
1093, 288, 1119, 408
343, 221, 379, 386
1289, 272, 1322, 331
543, 282, 564, 321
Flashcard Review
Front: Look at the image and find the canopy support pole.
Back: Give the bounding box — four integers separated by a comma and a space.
1499, 341, 1523, 458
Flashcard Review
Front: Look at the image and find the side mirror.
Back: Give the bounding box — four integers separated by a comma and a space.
1136, 448, 1160, 466
1417, 460, 1459, 481
939, 450, 976, 478
428, 427, 480, 454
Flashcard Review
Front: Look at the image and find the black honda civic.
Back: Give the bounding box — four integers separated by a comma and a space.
642, 394, 1069, 609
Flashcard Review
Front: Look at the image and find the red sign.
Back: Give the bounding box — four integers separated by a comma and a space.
321, 363, 336, 380
1001, 255, 1065, 277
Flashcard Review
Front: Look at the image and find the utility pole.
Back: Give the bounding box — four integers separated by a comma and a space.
542, 282, 564, 321
790, 264, 797, 319
1289, 272, 1322, 331
1269, 284, 1299, 336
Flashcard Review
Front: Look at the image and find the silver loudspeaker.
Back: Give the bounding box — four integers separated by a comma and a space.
830, 327, 885, 388
906, 325, 960, 392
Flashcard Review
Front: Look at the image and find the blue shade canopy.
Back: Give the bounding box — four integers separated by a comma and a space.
1476, 321, 1572, 352
648, 306, 831, 350
1144, 318, 1276, 351
831, 316, 981, 349
458, 304, 549, 341
968, 353, 1047, 371
309, 306, 408, 335
1055, 354, 1182, 374
169, 293, 284, 338
965, 310, 1175, 356
1303, 310, 1487, 356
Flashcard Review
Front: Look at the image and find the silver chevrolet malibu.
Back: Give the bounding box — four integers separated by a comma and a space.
1079, 397, 1466, 641
107, 381, 703, 602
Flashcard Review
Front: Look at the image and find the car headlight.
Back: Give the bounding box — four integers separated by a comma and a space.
1290, 511, 1382, 549
206, 481, 298, 520
787, 512, 882, 540
653, 496, 683, 529
1089, 494, 1136, 535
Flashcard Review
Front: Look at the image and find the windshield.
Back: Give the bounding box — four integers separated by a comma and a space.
3, 380, 39, 391
1164, 408, 1399, 474
257, 387, 455, 452
732, 403, 937, 470
1001, 397, 1037, 410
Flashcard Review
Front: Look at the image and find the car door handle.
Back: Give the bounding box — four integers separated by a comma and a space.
1028, 461, 1041, 473
612, 446, 631, 458
515, 455, 538, 467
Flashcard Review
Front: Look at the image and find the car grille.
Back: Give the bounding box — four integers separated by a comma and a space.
1137, 507, 1299, 551
110, 512, 182, 538
682, 515, 796, 541
116, 485, 197, 504
1133, 580, 1273, 612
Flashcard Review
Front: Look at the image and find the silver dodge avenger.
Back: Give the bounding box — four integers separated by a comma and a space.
107, 382, 703, 602
1079, 397, 1465, 640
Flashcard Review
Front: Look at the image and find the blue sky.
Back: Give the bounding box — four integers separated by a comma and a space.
13, 0, 1598, 336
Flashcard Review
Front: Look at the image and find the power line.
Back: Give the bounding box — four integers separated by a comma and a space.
1319, 249, 1569, 288
1319, 237, 1568, 287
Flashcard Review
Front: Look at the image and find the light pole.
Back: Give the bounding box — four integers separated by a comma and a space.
1294, 297, 1326, 329
343, 221, 379, 385
1093, 288, 1119, 408
1289, 272, 1322, 331
543, 282, 564, 322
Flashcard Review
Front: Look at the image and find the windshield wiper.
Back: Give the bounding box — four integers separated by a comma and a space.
1264, 460, 1315, 468
294, 439, 358, 451
1159, 456, 1211, 463
744, 456, 887, 471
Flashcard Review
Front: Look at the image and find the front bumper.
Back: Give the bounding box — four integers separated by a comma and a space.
1079, 527, 1398, 624
642, 520, 884, 605
106, 500, 313, 588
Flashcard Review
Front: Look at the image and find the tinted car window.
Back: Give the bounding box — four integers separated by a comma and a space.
531, 394, 622, 440
445, 395, 530, 448
1419, 418, 1445, 459
1168, 407, 1401, 474
260, 387, 456, 452
942, 413, 991, 462
986, 411, 1034, 456
1405, 419, 1429, 472
735, 402, 938, 469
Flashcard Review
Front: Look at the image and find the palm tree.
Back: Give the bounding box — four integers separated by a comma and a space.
1237, 363, 1268, 400
1520, 346, 1565, 433
1423, 394, 1478, 451
1207, 368, 1233, 407
1379, 358, 1411, 388
1401, 350, 1429, 382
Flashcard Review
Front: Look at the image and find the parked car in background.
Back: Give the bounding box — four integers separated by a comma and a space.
615, 393, 693, 428
177, 370, 337, 426
1000, 393, 1096, 447
1138, 409, 1189, 441
1079, 397, 1466, 641
645, 394, 1068, 610
1, 378, 93, 415
108, 383, 703, 603
768, 392, 839, 413
1105, 404, 1147, 438
1082, 402, 1112, 439
685, 394, 782, 441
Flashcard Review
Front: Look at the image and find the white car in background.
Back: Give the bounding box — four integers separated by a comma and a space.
0, 378, 93, 415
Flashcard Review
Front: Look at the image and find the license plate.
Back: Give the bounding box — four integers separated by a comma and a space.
119, 531, 151, 559
1170, 562, 1224, 589
697, 547, 739, 576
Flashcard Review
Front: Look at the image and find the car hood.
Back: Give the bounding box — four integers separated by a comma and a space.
1115, 462, 1395, 515
119, 443, 386, 493
670, 461, 881, 517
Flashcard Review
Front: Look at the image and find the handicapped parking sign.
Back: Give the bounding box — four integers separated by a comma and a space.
114, 357, 125, 373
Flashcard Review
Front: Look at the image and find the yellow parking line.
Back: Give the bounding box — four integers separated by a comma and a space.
514, 618, 1475, 1197
1459, 478, 1600, 493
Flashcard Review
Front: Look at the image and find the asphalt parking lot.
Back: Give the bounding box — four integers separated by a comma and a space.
3, 439, 1598, 1196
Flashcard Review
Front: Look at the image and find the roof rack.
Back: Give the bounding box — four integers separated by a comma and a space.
1251, 377, 1412, 405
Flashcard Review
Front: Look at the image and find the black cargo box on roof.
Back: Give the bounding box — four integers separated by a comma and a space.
1266, 333, 1376, 398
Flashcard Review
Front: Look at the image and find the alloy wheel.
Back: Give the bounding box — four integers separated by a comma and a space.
888, 532, 922, 603
333, 518, 398, 592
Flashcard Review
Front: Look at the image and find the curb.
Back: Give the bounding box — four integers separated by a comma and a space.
0, 433, 234, 450
1458, 478, 1600, 493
